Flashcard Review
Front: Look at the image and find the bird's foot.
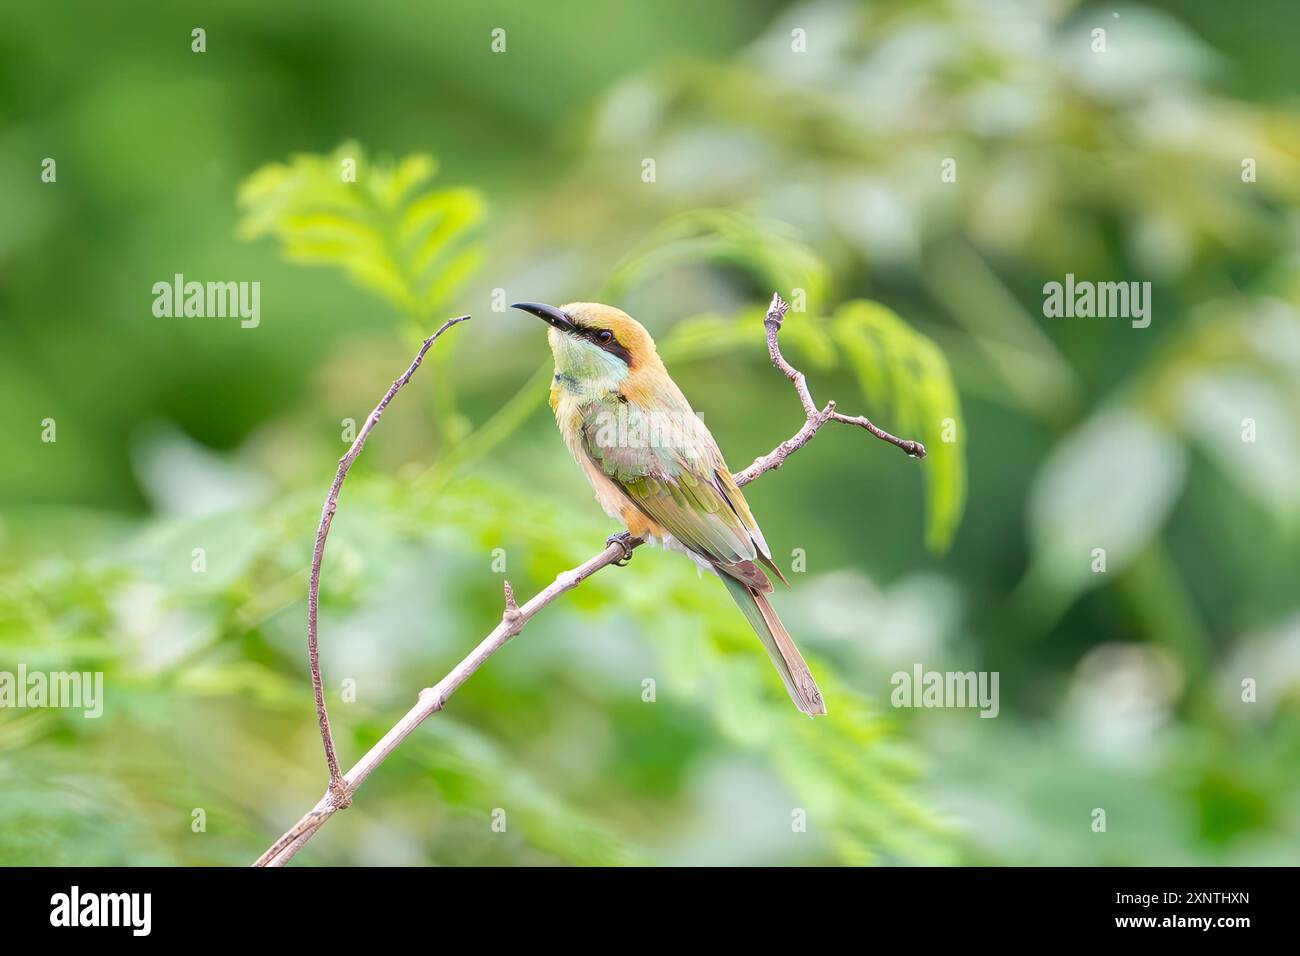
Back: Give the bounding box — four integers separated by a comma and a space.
606, 531, 637, 567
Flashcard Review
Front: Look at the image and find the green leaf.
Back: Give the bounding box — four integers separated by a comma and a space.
236, 142, 484, 319
834, 301, 967, 552
1025, 408, 1186, 601
1176, 368, 1300, 520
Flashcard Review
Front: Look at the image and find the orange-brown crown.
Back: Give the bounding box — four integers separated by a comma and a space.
559, 302, 659, 364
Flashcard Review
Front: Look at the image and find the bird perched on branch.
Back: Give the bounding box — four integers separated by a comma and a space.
512, 301, 825, 716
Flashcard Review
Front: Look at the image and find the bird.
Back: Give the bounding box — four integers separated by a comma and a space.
512, 301, 826, 716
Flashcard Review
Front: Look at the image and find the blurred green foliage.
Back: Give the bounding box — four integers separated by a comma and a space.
236, 143, 484, 328
3, 0, 1300, 866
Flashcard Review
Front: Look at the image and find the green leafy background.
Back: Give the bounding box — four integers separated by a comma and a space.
2, 0, 1298, 865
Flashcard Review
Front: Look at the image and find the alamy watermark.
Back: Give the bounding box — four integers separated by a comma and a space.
1043, 273, 1151, 329
0, 666, 103, 718
589, 404, 702, 450
50, 886, 150, 936
890, 664, 999, 718
152, 273, 260, 328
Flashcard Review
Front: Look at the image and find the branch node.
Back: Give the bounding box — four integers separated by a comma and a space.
328, 779, 352, 810
418, 686, 446, 710
502, 579, 524, 634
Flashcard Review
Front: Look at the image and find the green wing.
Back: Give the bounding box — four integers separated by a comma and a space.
579, 393, 778, 577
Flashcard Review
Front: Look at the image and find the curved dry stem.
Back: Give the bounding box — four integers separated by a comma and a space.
305, 314, 470, 807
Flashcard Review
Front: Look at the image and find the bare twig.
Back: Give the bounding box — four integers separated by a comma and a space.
305, 314, 470, 809
733, 293, 923, 484
255, 562, 625, 867
254, 293, 922, 866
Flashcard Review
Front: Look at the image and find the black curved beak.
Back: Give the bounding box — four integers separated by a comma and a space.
511, 301, 575, 333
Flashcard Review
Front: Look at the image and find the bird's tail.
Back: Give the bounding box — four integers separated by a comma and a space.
719, 574, 826, 717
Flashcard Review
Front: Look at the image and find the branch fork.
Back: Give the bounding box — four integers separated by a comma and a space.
254, 293, 922, 866
734, 294, 923, 485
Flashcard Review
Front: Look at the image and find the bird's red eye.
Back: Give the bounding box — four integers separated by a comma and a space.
598, 330, 613, 343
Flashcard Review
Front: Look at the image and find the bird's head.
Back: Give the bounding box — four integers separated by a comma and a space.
511, 301, 657, 387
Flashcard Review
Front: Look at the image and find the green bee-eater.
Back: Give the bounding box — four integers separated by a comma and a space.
513, 301, 826, 716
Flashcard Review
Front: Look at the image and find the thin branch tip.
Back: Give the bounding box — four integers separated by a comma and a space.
765, 292, 790, 329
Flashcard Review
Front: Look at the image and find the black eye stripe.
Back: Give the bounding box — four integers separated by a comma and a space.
574, 324, 634, 367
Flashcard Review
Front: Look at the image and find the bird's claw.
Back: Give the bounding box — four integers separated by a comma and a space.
606, 532, 635, 567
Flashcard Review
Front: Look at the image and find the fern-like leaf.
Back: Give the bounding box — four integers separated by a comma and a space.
834, 301, 966, 552
236, 142, 484, 324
